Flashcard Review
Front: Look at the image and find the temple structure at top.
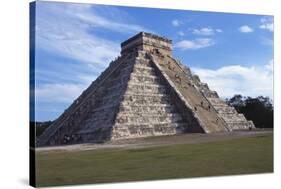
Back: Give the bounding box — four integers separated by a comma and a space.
121, 32, 172, 56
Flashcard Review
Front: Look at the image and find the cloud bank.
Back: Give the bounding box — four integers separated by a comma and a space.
174, 38, 215, 50
259, 16, 274, 32
172, 19, 182, 27
192, 27, 222, 36
192, 60, 273, 99
239, 25, 254, 33
35, 2, 152, 117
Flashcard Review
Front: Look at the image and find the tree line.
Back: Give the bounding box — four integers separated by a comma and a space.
226, 95, 273, 128
32, 121, 53, 137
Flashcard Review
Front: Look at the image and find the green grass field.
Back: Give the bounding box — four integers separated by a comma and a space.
36, 134, 273, 187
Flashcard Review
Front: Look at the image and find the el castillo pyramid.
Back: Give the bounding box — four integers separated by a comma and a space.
38, 32, 254, 146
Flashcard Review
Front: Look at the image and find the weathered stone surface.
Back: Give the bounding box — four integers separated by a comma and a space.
166, 58, 255, 131
37, 32, 254, 146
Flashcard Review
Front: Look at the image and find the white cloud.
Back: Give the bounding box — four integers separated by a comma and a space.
36, 2, 153, 66
34, 2, 154, 115
36, 83, 88, 103
259, 16, 274, 32
260, 36, 273, 46
216, 29, 223, 33
177, 31, 185, 36
192, 27, 222, 36
73, 8, 151, 34
172, 19, 182, 27
192, 60, 273, 99
174, 38, 215, 50
239, 25, 254, 33
265, 59, 273, 72
36, 3, 122, 66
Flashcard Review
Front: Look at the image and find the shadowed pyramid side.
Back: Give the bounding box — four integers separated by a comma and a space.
37, 54, 134, 146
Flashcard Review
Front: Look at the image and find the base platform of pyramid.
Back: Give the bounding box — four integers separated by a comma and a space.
37, 32, 254, 146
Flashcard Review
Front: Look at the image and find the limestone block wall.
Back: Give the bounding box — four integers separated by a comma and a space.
37, 54, 132, 146
111, 51, 191, 140
75, 58, 135, 142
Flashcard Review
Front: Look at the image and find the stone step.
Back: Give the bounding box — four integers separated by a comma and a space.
129, 73, 160, 84
226, 121, 252, 130
219, 112, 243, 117
215, 106, 236, 114
117, 112, 182, 118
212, 104, 230, 109
122, 95, 173, 105
102, 75, 130, 89
127, 82, 166, 89
94, 96, 122, 108
223, 112, 246, 118
127, 81, 165, 88
86, 110, 116, 122
134, 64, 154, 71
125, 90, 168, 96
126, 85, 167, 94
133, 65, 156, 75
119, 64, 134, 74
88, 109, 182, 124
123, 92, 169, 97
84, 113, 113, 123
81, 114, 186, 135
99, 90, 124, 101
135, 57, 151, 65
115, 113, 184, 124
131, 71, 157, 78
200, 90, 219, 98
119, 104, 177, 114
207, 97, 228, 105
220, 115, 247, 122
92, 96, 177, 115
114, 122, 187, 129
120, 103, 174, 108
78, 124, 112, 134
111, 122, 187, 139
105, 82, 129, 93
81, 118, 114, 131
90, 102, 120, 113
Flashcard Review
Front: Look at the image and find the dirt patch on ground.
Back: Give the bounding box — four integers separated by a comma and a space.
36, 129, 273, 152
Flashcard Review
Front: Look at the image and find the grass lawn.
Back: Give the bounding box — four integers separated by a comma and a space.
36, 134, 273, 187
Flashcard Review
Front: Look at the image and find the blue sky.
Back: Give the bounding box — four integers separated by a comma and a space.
34, 1, 273, 121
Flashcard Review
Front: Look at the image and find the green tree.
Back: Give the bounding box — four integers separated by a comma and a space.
226, 95, 273, 128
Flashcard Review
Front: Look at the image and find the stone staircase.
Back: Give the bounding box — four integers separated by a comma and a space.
166, 56, 255, 131
207, 98, 254, 130
150, 54, 230, 133
111, 51, 189, 140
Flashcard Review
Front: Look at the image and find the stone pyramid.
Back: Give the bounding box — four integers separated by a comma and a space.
37, 32, 254, 146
